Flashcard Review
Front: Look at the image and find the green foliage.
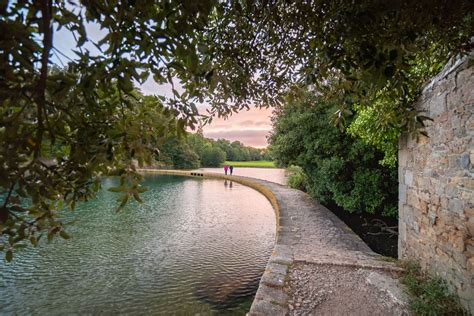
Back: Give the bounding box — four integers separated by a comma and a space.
1, 0, 225, 260
201, 146, 226, 167
188, 133, 267, 167
207, 1, 473, 161
347, 45, 452, 166
347, 103, 401, 167
286, 166, 307, 191
400, 261, 467, 315
157, 136, 200, 169
215, 139, 264, 161
0, 79, 178, 260
270, 92, 398, 217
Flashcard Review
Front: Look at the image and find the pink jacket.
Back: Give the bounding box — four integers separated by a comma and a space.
224, 165, 229, 171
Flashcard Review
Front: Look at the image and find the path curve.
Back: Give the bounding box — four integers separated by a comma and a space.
139, 169, 409, 315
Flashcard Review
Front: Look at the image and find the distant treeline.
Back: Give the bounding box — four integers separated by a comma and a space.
156, 132, 271, 169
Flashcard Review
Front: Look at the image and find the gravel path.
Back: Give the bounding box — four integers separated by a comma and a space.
236, 177, 411, 316
286, 263, 409, 316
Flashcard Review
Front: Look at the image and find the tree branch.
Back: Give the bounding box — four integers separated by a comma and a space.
2, 183, 15, 209
36, 0, 54, 158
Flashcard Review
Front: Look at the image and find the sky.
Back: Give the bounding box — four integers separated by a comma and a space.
53, 18, 274, 148
140, 80, 274, 148
202, 108, 273, 148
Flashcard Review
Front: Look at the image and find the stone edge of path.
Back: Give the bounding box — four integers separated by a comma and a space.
138, 169, 403, 315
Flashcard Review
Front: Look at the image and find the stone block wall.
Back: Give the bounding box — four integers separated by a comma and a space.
398, 53, 473, 312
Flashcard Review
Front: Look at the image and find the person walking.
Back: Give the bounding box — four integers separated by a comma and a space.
224, 165, 229, 175
229, 165, 234, 175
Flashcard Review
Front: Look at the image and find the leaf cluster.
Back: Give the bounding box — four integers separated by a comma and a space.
205, 0, 473, 160
269, 92, 398, 217
0, 67, 178, 261
1, 0, 222, 260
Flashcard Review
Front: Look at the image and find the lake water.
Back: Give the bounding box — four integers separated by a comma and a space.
0, 174, 276, 315
198, 167, 287, 185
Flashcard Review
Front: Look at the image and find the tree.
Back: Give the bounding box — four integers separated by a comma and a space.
1, 0, 224, 260
187, 133, 207, 159
2, 0, 472, 260
201, 145, 226, 167
260, 149, 272, 161
248, 147, 262, 161
215, 139, 233, 160
270, 92, 398, 217
157, 136, 200, 169
205, 1, 473, 163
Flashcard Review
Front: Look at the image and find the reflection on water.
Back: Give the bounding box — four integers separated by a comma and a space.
0, 175, 275, 315
198, 167, 287, 185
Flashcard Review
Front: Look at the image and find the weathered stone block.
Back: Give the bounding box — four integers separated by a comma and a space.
260, 270, 286, 288
404, 170, 414, 187
248, 299, 287, 316
456, 67, 474, 105
460, 153, 470, 169
449, 232, 465, 252
399, 152, 410, 171
265, 262, 289, 276
399, 184, 407, 204
460, 190, 473, 204
445, 184, 459, 196
429, 91, 447, 117
428, 213, 438, 226
467, 218, 474, 236
407, 191, 419, 209
466, 207, 474, 217
448, 198, 465, 216
467, 257, 474, 272
254, 284, 288, 305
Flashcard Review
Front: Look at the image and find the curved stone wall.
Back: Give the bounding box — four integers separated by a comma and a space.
140, 169, 405, 314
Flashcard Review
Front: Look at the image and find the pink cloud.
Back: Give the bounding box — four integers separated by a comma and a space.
204, 129, 271, 148
203, 107, 273, 148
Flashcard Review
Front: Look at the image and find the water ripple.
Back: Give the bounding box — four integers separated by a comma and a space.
0, 175, 276, 315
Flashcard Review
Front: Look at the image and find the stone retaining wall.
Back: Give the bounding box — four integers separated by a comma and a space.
140, 169, 406, 315
398, 53, 473, 312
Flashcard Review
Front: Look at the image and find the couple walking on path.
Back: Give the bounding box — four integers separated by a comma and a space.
224, 165, 234, 175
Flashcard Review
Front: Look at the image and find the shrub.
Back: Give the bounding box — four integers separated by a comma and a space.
269, 92, 398, 217
286, 165, 307, 191
400, 261, 467, 315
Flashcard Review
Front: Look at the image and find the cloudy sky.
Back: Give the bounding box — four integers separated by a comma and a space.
54, 21, 274, 148
202, 108, 273, 148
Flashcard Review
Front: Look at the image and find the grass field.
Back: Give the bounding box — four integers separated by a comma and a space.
224, 161, 276, 168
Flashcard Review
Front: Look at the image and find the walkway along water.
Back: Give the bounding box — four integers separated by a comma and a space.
140, 169, 410, 315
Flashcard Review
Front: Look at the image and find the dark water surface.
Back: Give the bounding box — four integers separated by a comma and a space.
0, 174, 276, 315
